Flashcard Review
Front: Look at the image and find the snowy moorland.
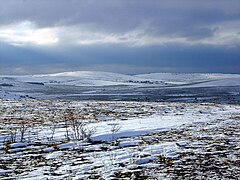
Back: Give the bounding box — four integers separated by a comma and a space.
0, 99, 239, 179
0, 71, 240, 179
0, 71, 240, 101
1, 71, 240, 87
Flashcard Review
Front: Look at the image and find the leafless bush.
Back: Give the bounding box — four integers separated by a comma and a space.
48, 116, 57, 141
108, 122, 121, 141
63, 108, 96, 141
5, 125, 17, 143
19, 118, 28, 142
82, 126, 96, 142
110, 122, 121, 135
63, 109, 71, 141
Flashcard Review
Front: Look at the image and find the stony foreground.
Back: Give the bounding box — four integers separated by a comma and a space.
142, 115, 240, 179
0, 99, 239, 179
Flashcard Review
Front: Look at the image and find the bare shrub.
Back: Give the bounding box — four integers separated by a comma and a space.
63, 109, 71, 141
108, 122, 121, 142
9, 127, 17, 143
5, 124, 18, 143
82, 126, 96, 142
110, 122, 121, 135
19, 118, 28, 142
63, 108, 95, 141
48, 116, 57, 141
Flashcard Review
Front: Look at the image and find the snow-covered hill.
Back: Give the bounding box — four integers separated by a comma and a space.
1, 71, 240, 87
0, 71, 166, 87
0, 71, 240, 100
135, 72, 240, 87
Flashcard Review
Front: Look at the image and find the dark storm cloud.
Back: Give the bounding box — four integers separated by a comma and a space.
0, 0, 239, 74
1, 41, 239, 74
0, 0, 239, 37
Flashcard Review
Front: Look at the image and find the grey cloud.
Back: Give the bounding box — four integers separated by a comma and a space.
0, 0, 239, 75
1, 41, 239, 75
0, 0, 239, 37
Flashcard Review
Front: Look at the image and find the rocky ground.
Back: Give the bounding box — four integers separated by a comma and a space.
139, 115, 240, 179
0, 99, 239, 179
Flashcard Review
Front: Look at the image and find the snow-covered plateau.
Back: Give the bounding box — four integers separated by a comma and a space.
0, 71, 239, 179
1, 71, 240, 87
0, 71, 240, 103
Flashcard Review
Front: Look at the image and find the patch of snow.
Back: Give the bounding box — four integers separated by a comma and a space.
229, 91, 240, 95
42, 147, 55, 153
58, 141, 76, 150
45, 151, 63, 160
90, 112, 211, 142
0, 169, 14, 175
119, 140, 141, 148
0, 91, 22, 100
135, 156, 157, 165
9, 142, 28, 148
8, 147, 26, 153
176, 141, 188, 147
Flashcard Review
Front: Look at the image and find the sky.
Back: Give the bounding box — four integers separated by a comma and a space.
0, 0, 239, 75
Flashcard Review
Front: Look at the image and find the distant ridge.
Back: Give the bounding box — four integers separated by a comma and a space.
1, 71, 240, 87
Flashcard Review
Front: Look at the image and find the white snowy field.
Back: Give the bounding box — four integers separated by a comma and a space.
0, 71, 240, 178
1, 71, 240, 101
1, 71, 240, 87
0, 99, 239, 179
